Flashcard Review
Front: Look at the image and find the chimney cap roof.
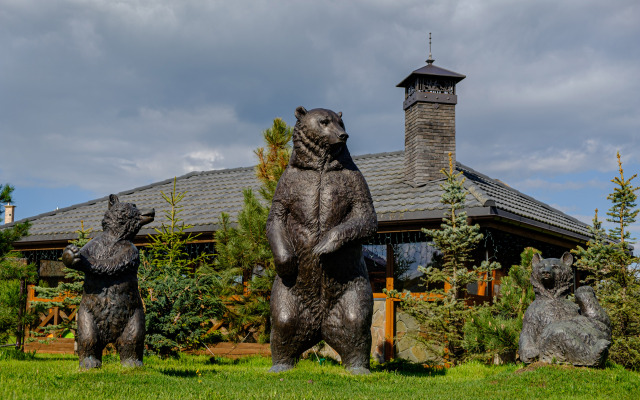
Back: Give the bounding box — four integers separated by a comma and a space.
396, 63, 466, 88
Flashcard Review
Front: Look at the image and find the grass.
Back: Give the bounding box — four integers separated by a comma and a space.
1, 351, 639, 400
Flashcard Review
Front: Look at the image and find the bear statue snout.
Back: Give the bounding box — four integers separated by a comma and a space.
540, 264, 555, 286
327, 129, 348, 146
140, 208, 155, 226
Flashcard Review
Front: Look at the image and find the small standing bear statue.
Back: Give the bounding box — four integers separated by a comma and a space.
267, 106, 378, 375
519, 252, 611, 367
62, 194, 154, 369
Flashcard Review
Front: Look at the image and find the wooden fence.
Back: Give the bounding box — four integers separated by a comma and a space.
26, 285, 77, 339
24, 285, 271, 358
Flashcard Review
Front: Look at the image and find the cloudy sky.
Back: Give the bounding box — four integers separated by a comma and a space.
1, 0, 639, 235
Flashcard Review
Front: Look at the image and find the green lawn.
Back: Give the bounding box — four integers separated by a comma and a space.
1, 352, 639, 400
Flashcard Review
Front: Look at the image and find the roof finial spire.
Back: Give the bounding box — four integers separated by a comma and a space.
426, 32, 434, 64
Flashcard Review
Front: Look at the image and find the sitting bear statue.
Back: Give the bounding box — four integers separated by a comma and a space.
62, 194, 154, 369
267, 106, 377, 375
519, 252, 611, 367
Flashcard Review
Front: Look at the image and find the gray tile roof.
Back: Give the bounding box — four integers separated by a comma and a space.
6, 151, 591, 244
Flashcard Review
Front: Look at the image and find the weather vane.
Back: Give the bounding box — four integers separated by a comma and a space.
427, 32, 434, 64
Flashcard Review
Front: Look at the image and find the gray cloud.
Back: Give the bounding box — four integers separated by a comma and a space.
1, 0, 639, 220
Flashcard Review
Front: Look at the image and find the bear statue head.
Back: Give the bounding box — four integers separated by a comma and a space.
294, 106, 348, 149
530, 252, 573, 299
289, 106, 354, 171
102, 194, 155, 241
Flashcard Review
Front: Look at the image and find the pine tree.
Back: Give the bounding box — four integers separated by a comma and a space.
388, 154, 500, 365
138, 178, 226, 357
254, 117, 293, 201
573, 152, 640, 370
30, 223, 90, 339
0, 184, 36, 350
214, 118, 292, 343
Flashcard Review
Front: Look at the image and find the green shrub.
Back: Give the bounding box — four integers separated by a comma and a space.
0, 279, 20, 344
462, 247, 539, 363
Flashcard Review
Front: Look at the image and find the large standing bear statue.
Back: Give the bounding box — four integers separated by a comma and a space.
62, 194, 154, 369
267, 106, 378, 375
519, 252, 611, 367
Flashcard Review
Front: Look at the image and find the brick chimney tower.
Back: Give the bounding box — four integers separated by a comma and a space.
4, 203, 15, 224
397, 34, 465, 186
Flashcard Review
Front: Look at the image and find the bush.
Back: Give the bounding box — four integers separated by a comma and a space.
0, 279, 20, 345
463, 247, 539, 364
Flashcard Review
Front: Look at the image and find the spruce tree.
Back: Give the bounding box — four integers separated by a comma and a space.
214, 118, 292, 343
138, 178, 225, 357
388, 154, 500, 365
573, 152, 640, 370
607, 152, 639, 244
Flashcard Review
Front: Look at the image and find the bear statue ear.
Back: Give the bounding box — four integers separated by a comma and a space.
561, 252, 573, 267
531, 253, 542, 266
295, 106, 307, 120
337, 111, 342, 118
108, 194, 120, 210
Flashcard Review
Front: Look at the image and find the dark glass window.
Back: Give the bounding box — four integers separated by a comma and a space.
363, 244, 387, 293
363, 231, 441, 294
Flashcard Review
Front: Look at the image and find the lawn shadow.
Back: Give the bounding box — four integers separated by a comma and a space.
371, 359, 448, 377
206, 355, 265, 366
1, 349, 76, 362
159, 367, 203, 378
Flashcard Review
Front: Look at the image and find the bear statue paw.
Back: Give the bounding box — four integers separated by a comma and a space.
346, 366, 371, 375
312, 240, 336, 256
575, 285, 596, 300
79, 356, 102, 370
592, 339, 611, 366
269, 363, 295, 373
62, 245, 80, 267
121, 358, 144, 368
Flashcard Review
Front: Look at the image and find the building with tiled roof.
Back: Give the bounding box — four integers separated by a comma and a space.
9, 151, 590, 247
3, 48, 592, 362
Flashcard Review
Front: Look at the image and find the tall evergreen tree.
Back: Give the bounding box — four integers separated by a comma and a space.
573, 152, 640, 370
214, 118, 292, 343
0, 184, 36, 350
254, 118, 293, 201
388, 154, 500, 365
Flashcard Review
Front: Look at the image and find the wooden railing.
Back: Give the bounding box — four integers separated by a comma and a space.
26, 285, 78, 338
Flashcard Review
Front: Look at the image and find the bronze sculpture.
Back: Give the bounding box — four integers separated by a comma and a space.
62, 194, 154, 369
267, 107, 377, 374
519, 252, 611, 367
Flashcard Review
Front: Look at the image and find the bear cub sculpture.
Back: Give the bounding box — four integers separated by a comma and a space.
519, 252, 611, 367
267, 106, 377, 375
62, 194, 154, 369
